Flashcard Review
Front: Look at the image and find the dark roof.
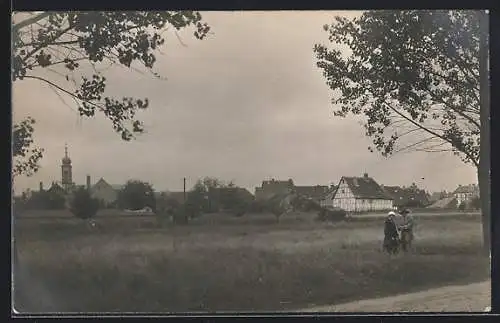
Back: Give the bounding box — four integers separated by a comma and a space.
453, 184, 479, 194
294, 185, 330, 199
341, 176, 393, 200
212, 187, 255, 203
260, 179, 294, 189
48, 182, 65, 193
383, 185, 430, 206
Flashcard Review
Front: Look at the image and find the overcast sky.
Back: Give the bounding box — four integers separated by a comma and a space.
12, 11, 478, 194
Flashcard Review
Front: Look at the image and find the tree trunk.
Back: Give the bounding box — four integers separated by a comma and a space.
478, 10, 490, 255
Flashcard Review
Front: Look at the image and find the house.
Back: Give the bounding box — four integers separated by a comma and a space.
48, 182, 67, 195
90, 178, 120, 207
224, 187, 254, 204
255, 179, 294, 201
382, 184, 430, 208
217, 187, 255, 208
293, 185, 331, 203
322, 173, 393, 213
453, 184, 479, 206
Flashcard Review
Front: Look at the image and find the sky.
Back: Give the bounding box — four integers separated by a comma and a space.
12, 11, 478, 194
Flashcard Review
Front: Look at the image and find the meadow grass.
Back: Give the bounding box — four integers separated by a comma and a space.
13, 212, 489, 313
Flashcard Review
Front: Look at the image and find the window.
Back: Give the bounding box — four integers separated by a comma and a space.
341, 189, 345, 194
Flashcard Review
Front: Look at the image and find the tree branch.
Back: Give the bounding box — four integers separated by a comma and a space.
12, 12, 51, 33
23, 75, 105, 113
394, 135, 438, 154
383, 100, 479, 167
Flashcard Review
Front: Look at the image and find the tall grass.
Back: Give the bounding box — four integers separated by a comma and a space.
13, 214, 489, 313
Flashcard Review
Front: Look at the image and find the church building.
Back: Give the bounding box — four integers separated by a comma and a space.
39, 144, 124, 208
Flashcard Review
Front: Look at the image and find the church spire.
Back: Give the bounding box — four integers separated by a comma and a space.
61, 143, 73, 192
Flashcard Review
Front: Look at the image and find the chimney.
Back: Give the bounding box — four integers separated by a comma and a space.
39, 181, 43, 192
86, 175, 91, 190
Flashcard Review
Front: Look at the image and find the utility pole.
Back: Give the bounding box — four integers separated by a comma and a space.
479, 10, 491, 255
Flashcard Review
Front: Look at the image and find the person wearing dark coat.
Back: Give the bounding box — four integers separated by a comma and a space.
383, 211, 400, 254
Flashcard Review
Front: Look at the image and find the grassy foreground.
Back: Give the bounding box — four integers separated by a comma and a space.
13, 213, 489, 313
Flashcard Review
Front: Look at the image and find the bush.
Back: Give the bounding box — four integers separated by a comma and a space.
70, 188, 99, 219
316, 207, 347, 222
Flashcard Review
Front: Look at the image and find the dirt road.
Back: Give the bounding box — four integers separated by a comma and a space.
301, 281, 491, 312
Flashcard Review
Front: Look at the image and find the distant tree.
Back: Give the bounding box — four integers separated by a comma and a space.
185, 180, 207, 217
117, 180, 155, 211
70, 187, 99, 219
186, 177, 241, 214
11, 11, 210, 176
266, 192, 295, 223
203, 177, 224, 212
25, 189, 66, 210
219, 187, 249, 214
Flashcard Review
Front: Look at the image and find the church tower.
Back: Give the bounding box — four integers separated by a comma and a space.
61, 143, 73, 192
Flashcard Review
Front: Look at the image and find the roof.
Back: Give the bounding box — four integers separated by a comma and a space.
260, 179, 294, 189
294, 185, 331, 200
110, 184, 125, 191
383, 185, 430, 206
218, 187, 255, 202
453, 184, 479, 194
340, 176, 393, 200
322, 186, 339, 201
48, 182, 65, 192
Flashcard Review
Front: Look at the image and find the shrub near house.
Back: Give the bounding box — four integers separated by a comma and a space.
70, 188, 99, 220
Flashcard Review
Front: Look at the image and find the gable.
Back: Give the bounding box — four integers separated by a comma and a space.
331, 178, 352, 199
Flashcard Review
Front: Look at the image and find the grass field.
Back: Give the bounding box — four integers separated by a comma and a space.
13, 211, 489, 313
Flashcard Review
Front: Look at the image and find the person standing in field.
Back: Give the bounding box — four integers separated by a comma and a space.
398, 208, 415, 251
383, 211, 400, 254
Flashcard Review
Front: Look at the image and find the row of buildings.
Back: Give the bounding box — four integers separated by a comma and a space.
20, 146, 480, 213
254, 174, 395, 212
253, 175, 480, 213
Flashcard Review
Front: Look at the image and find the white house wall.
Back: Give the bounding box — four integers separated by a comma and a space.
454, 191, 479, 207
328, 178, 393, 212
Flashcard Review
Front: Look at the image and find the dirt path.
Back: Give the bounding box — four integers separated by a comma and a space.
301, 281, 491, 312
